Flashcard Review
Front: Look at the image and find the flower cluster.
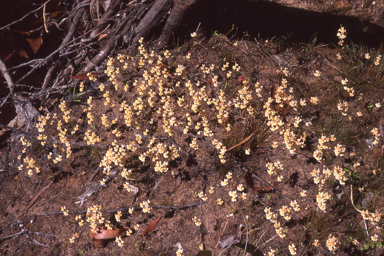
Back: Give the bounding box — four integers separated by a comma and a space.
140, 200, 152, 213
265, 161, 284, 176
288, 243, 296, 255
337, 25, 347, 46
316, 191, 331, 212
333, 144, 345, 157
283, 128, 306, 154
279, 205, 292, 220
86, 205, 107, 233
371, 128, 380, 145
333, 166, 347, 185
326, 234, 340, 252
264, 207, 286, 238
337, 100, 348, 116
192, 216, 201, 226
361, 210, 381, 225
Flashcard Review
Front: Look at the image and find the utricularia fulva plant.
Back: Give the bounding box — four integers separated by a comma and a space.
15, 25, 384, 254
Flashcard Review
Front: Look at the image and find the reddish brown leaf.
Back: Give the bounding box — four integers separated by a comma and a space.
374, 146, 383, 160
18, 50, 29, 59
71, 72, 103, 80
3, 53, 13, 62
238, 76, 247, 83
26, 37, 42, 53
21, 181, 53, 215
245, 172, 273, 192
90, 226, 131, 247
92, 238, 107, 248
141, 216, 161, 237
227, 133, 254, 152
90, 226, 130, 240
98, 34, 108, 41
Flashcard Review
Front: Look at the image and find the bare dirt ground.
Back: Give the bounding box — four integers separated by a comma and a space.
1, 1, 384, 256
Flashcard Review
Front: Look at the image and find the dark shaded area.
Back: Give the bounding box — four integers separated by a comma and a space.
177, 0, 384, 48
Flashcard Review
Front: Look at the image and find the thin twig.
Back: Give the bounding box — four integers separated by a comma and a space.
240, 212, 248, 256
215, 215, 230, 249
32, 232, 56, 237
255, 223, 271, 248
0, 230, 27, 241
26, 233, 50, 248
0, 5, 44, 31
218, 246, 231, 256
20, 181, 54, 216
8, 59, 45, 70
256, 234, 278, 250
0, 59, 14, 91
36, 193, 61, 207
12, 238, 27, 256
43, 0, 52, 33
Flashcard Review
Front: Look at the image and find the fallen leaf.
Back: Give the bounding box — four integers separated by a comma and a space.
90, 226, 131, 240
3, 53, 13, 62
90, 226, 131, 247
245, 172, 273, 192
141, 216, 161, 237
238, 76, 247, 83
227, 133, 254, 151
98, 34, 108, 41
71, 72, 103, 80
18, 50, 29, 59
20, 181, 53, 216
26, 37, 42, 53
374, 146, 383, 160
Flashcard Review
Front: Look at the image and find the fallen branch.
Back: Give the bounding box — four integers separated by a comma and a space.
0, 230, 27, 241
0, 5, 44, 31
26, 233, 50, 248
30, 201, 204, 216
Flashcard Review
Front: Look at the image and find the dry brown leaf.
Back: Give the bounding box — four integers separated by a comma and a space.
18, 50, 29, 59
141, 216, 161, 237
98, 34, 108, 41
71, 72, 103, 80
90, 226, 131, 247
227, 133, 254, 151
374, 146, 383, 160
26, 37, 42, 53
3, 53, 13, 62
245, 172, 273, 192
90, 226, 131, 240
20, 181, 53, 216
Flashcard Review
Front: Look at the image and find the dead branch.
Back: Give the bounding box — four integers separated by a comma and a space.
0, 5, 44, 31
0, 59, 15, 112
25, 233, 50, 248
131, 0, 172, 46
42, 9, 84, 89
30, 202, 204, 216
0, 230, 27, 241
156, 0, 196, 48
90, 0, 123, 39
